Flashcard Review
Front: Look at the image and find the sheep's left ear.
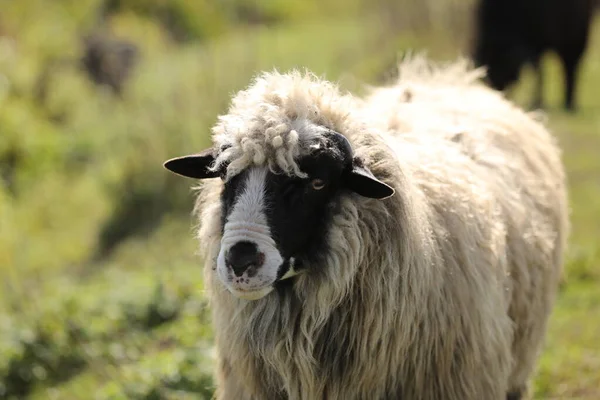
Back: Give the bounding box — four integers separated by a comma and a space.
163, 148, 220, 179
345, 164, 395, 199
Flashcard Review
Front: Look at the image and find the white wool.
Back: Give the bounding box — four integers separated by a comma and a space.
190, 54, 569, 400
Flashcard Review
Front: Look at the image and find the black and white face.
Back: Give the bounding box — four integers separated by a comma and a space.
164, 131, 394, 300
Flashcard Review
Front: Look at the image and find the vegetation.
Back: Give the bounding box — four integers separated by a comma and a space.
0, 0, 598, 398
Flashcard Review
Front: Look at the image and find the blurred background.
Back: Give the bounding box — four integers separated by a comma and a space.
0, 0, 599, 399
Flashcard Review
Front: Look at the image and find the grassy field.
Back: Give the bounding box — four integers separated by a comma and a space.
0, 0, 599, 398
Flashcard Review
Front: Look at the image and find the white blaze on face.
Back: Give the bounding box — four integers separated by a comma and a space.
217, 167, 284, 300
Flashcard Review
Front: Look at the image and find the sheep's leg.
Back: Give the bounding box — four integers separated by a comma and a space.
530, 54, 544, 110
559, 31, 589, 113
561, 53, 582, 112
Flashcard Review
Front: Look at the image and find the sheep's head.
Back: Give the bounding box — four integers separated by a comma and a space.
164, 128, 393, 301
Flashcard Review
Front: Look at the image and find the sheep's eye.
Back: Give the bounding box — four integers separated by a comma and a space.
311, 179, 326, 190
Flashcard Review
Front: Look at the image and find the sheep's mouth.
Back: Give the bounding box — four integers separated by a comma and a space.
222, 258, 304, 301
227, 285, 274, 301
276, 257, 303, 281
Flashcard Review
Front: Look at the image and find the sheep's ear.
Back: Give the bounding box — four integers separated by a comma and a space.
323, 130, 394, 199
345, 165, 395, 199
163, 148, 220, 179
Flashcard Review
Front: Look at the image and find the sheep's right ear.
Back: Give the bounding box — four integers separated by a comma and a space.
163, 148, 220, 179
345, 164, 395, 200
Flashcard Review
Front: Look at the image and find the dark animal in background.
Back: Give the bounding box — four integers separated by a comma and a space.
33, 34, 139, 118
473, 0, 596, 111
81, 33, 139, 96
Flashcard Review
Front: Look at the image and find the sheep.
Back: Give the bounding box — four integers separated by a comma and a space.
472, 0, 596, 112
163, 55, 569, 400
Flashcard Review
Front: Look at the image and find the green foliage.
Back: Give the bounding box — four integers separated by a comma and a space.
224, 0, 319, 25
0, 317, 86, 398
0, 266, 212, 399
95, 346, 215, 399
103, 0, 229, 42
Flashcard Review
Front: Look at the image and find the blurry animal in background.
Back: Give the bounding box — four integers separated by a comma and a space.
34, 32, 139, 111
164, 56, 568, 400
473, 0, 596, 111
81, 33, 139, 96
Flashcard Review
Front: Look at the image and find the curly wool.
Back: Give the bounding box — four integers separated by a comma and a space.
193, 55, 569, 400
208, 69, 365, 180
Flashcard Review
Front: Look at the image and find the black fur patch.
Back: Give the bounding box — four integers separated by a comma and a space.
263, 152, 345, 270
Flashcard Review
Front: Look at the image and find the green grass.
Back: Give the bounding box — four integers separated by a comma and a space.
534, 282, 600, 399
1, 0, 599, 398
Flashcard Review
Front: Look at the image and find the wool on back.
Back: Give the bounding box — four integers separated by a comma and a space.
193, 56, 568, 400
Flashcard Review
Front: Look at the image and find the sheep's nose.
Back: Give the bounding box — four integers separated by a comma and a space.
226, 241, 264, 277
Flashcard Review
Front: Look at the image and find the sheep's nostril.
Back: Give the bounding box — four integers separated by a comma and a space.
226, 241, 264, 277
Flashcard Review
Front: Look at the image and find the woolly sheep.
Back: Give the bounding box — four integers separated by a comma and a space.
164, 56, 569, 400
